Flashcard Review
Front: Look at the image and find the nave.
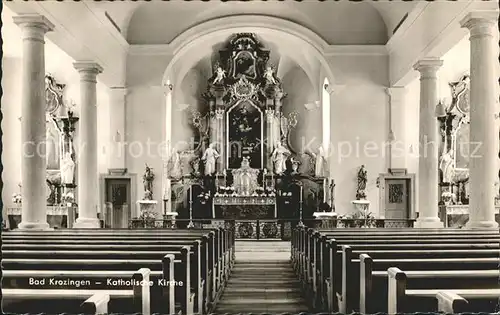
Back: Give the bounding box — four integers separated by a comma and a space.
2, 226, 500, 314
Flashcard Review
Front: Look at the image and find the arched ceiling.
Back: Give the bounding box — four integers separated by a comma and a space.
114, 2, 414, 45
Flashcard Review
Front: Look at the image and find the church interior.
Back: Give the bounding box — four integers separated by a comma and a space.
2, 1, 500, 314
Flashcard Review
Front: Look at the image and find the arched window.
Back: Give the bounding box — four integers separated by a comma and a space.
322, 77, 330, 152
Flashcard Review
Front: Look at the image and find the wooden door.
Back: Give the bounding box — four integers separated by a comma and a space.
384, 179, 409, 220
105, 179, 131, 228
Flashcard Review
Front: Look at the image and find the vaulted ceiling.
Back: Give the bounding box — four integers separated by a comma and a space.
96, 1, 417, 45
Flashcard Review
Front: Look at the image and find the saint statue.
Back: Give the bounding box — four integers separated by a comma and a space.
264, 66, 277, 85
356, 165, 367, 200
439, 149, 455, 183
202, 143, 220, 176
212, 67, 226, 85
314, 146, 327, 177
272, 142, 290, 175
61, 152, 75, 185
143, 165, 155, 200
168, 148, 182, 179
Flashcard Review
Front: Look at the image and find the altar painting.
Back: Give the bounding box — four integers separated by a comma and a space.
227, 100, 263, 169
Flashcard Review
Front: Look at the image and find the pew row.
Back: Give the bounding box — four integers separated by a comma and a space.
388, 267, 500, 314
359, 253, 500, 313
3, 268, 151, 315
291, 227, 500, 313
2, 228, 235, 314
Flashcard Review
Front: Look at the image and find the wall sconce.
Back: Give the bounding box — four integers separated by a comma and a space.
435, 100, 447, 118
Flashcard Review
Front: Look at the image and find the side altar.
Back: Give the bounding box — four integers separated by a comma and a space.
164, 34, 331, 237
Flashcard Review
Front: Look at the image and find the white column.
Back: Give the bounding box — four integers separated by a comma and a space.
108, 87, 127, 170
413, 59, 444, 228
163, 84, 173, 211
386, 87, 407, 170
461, 11, 499, 229
13, 15, 54, 230
73, 62, 103, 228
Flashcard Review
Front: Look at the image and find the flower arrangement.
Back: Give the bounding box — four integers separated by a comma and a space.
198, 192, 211, 204
441, 191, 453, 204
61, 191, 75, 205
11, 193, 21, 204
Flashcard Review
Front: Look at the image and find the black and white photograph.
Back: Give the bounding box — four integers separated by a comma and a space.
1, 0, 500, 314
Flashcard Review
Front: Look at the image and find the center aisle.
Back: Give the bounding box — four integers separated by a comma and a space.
214, 241, 309, 314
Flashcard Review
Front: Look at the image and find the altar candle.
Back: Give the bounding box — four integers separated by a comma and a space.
300, 186, 303, 203
190, 186, 192, 203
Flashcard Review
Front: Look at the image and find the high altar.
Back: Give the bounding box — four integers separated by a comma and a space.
166, 34, 329, 238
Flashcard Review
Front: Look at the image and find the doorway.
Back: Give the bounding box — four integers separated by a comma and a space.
104, 178, 131, 228
384, 179, 410, 220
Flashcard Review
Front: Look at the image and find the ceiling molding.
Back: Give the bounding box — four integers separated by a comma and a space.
386, 2, 429, 55
83, 2, 130, 52
323, 45, 388, 56
129, 44, 388, 57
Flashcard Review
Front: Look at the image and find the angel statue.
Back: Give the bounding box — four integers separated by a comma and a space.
202, 143, 220, 176
143, 164, 155, 200
212, 66, 226, 85
272, 141, 291, 175
356, 165, 367, 200
313, 145, 327, 177
264, 66, 277, 85
168, 148, 182, 179
60, 152, 75, 185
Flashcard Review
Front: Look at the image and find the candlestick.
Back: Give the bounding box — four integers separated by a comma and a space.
187, 185, 194, 228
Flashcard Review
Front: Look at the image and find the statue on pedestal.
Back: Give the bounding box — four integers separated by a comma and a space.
202, 143, 220, 176
272, 141, 290, 175
143, 164, 155, 200
356, 165, 367, 200
61, 152, 75, 185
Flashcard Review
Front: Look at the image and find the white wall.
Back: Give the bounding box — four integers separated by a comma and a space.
327, 54, 390, 216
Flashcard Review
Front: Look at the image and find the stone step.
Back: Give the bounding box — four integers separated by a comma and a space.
217, 297, 305, 305
221, 291, 302, 299
214, 306, 309, 313
225, 280, 300, 287
221, 287, 301, 293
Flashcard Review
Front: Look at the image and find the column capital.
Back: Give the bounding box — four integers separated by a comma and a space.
413, 59, 443, 79
460, 11, 498, 38
74, 61, 103, 83
13, 14, 54, 42
385, 86, 407, 102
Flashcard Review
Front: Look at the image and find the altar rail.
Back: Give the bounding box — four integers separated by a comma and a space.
126, 218, 416, 240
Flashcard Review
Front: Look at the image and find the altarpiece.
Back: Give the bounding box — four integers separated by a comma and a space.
166, 34, 328, 239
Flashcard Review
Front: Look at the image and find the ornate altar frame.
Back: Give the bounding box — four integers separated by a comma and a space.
225, 99, 264, 169
162, 34, 327, 234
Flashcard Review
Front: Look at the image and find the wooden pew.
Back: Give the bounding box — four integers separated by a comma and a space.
3, 268, 151, 315
2, 246, 199, 314
2, 228, 235, 314
436, 290, 500, 313
3, 227, 235, 313
81, 293, 110, 315
291, 227, 500, 312
388, 267, 500, 313
359, 253, 500, 313
4, 227, 235, 295
307, 240, 499, 312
